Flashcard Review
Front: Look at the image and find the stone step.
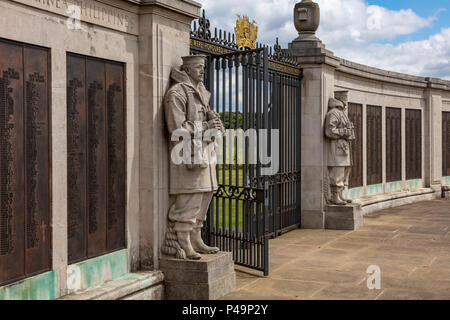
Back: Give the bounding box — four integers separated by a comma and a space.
59, 271, 164, 300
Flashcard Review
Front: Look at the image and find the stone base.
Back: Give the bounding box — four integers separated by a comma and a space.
301, 210, 325, 229
293, 31, 323, 43
442, 186, 450, 198
160, 252, 236, 300
325, 204, 363, 231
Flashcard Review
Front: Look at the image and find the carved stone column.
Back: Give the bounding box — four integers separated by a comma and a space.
288, 1, 340, 228
138, 0, 201, 270
424, 78, 445, 192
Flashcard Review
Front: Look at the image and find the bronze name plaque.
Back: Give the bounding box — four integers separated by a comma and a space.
406, 109, 422, 180
443, 112, 450, 177
386, 107, 402, 183
366, 105, 382, 186
348, 103, 363, 188
67, 53, 125, 264
0, 39, 51, 287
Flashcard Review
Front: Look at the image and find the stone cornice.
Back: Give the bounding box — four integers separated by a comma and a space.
288, 38, 450, 91
287, 39, 340, 69
139, 0, 200, 19
337, 59, 450, 91
103, 0, 201, 18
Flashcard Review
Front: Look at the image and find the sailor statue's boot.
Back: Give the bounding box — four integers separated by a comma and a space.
339, 187, 353, 204
190, 227, 219, 254
330, 187, 346, 205
176, 231, 201, 260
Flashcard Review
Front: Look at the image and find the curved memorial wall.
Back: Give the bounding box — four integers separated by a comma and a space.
334, 59, 450, 213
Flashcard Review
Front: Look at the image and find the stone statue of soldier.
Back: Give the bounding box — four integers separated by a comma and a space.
162, 55, 225, 260
324, 91, 355, 205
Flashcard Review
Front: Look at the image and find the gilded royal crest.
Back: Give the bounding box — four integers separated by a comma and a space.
235, 15, 258, 50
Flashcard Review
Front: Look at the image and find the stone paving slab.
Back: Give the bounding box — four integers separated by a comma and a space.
221, 198, 450, 300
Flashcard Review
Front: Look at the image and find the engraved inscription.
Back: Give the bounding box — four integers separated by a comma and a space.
0, 68, 19, 256
10, 0, 136, 35
67, 77, 83, 239
406, 109, 422, 180
88, 80, 103, 234
367, 105, 382, 185
107, 83, 121, 229
26, 72, 45, 249
348, 103, 363, 188
67, 56, 125, 262
386, 108, 401, 182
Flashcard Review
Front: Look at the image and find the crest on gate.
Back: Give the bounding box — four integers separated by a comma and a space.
235, 15, 258, 50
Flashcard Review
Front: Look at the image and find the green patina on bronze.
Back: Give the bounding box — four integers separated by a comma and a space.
70, 249, 129, 290
348, 187, 363, 200
442, 176, 450, 186
0, 249, 128, 300
0, 271, 60, 300
366, 183, 383, 196
348, 184, 383, 200
407, 179, 422, 191
386, 181, 403, 193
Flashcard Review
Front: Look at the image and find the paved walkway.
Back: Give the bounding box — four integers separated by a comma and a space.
222, 198, 450, 300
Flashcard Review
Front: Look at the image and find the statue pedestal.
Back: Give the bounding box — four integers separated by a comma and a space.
325, 204, 363, 231
159, 251, 236, 300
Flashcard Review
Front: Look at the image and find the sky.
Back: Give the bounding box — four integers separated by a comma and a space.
196, 0, 450, 80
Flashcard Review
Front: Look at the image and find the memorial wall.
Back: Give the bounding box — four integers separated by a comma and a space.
0, 0, 201, 299
288, 0, 450, 229
334, 59, 449, 211
1, 0, 450, 300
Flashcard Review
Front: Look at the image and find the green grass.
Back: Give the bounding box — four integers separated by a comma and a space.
212, 165, 260, 229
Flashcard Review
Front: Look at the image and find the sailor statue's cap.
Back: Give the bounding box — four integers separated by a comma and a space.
181, 55, 207, 65
328, 98, 344, 109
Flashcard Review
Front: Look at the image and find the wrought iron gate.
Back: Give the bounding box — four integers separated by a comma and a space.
191, 11, 302, 275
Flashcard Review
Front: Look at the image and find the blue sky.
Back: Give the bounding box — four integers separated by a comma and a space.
369, 0, 449, 43
197, 0, 450, 79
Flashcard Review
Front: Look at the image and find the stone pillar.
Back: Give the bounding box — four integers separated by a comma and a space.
51, 49, 69, 296
424, 78, 446, 191
287, 0, 340, 228
138, 0, 201, 270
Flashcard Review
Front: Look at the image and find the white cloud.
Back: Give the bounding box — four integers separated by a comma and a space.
197, 0, 450, 79
317, 0, 433, 47
338, 28, 450, 80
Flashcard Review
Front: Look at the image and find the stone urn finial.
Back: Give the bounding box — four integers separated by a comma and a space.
294, 0, 320, 41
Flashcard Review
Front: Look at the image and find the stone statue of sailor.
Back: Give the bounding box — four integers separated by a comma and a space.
324, 91, 355, 205
162, 55, 225, 260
